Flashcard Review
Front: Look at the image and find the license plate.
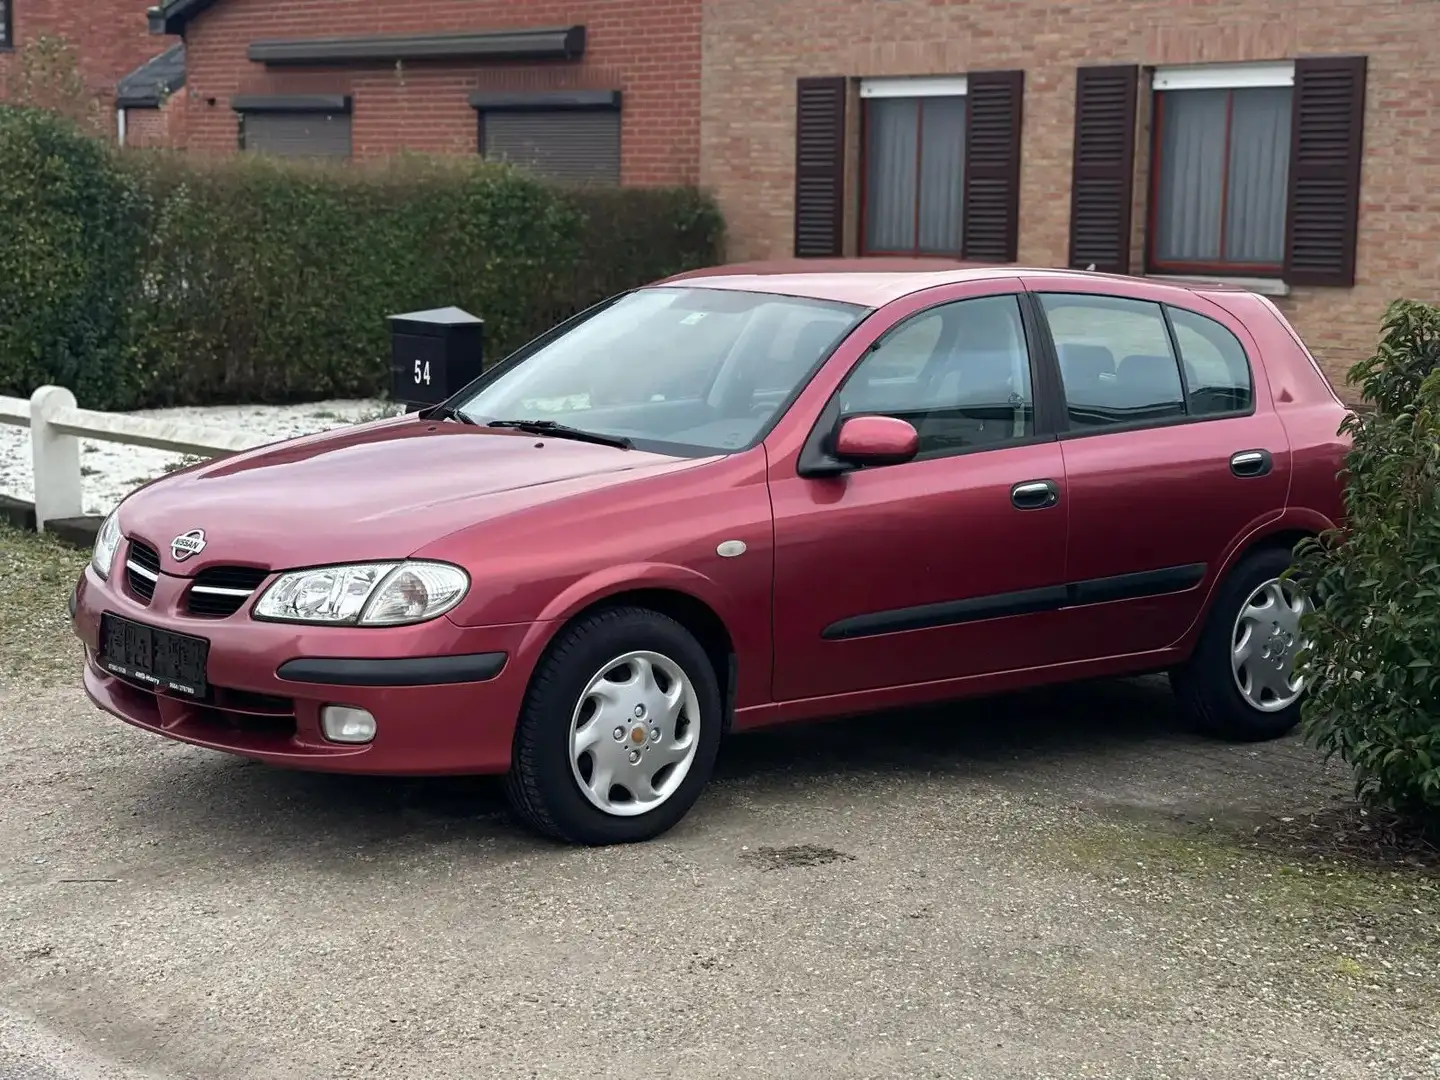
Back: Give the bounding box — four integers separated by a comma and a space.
99, 614, 209, 698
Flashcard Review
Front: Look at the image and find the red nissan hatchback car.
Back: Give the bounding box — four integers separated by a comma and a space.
71, 263, 1349, 845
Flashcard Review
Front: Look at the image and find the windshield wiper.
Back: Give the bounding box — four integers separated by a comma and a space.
418, 402, 477, 425
483, 419, 632, 449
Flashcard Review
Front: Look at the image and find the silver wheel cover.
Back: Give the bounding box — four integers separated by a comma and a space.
568, 650, 701, 817
1230, 576, 1309, 713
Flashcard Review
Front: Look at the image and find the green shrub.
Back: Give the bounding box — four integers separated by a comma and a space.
1292, 299, 1440, 826
0, 109, 725, 410
0, 107, 149, 407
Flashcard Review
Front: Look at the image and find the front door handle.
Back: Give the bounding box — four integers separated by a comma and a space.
1011, 479, 1060, 511
1230, 449, 1273, 478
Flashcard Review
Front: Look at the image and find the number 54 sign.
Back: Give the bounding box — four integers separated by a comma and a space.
387, 306, 485, 409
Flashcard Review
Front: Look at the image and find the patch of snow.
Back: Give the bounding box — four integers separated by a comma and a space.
0, 399, 397, 517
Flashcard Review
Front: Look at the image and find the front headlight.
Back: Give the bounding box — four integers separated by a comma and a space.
253, 561, 469, 627
92, 511, 122, 579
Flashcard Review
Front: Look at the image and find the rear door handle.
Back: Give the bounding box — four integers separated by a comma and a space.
1011, 479, 1060, 511
1230, 449, 1273, 478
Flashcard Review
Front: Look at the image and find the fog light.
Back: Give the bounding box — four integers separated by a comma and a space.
321, 705, 376, 744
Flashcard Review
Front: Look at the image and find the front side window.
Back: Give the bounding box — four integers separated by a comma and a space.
1151, 85, 1293, 274
838, 293, 1034, 455
456, 287, 866, 454
1040, 292, 1254, 428
862, 95, 966, 256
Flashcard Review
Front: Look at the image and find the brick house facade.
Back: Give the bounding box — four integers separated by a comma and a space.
700, 0, 1438, 389
149, 0, 701, 186
0, 0, 177, 131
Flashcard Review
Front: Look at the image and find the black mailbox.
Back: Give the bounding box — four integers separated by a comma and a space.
388, 306, 485, 410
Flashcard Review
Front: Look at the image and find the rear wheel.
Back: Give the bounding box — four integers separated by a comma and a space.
505, 606, 722, 845
1172, 546, 1310, 741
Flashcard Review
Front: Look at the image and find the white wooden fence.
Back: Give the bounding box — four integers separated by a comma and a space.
0, 386, 271, 529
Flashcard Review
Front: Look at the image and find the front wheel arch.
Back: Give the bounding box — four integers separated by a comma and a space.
504, 604, 725, 844
522, 587, 737, 734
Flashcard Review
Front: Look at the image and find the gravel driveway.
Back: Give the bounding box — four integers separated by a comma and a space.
1, 530, 1437, 1080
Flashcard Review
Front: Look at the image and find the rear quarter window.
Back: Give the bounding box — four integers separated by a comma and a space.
1165, 305, 1254, 416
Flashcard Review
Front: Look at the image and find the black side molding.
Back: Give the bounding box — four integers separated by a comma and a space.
822, 563, 1207, 641
277, 652, 507, 687
1066, 563, 1206, 607
823, 585, 1067, 641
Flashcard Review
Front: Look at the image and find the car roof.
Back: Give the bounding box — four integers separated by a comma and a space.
655, 258, 1259, 308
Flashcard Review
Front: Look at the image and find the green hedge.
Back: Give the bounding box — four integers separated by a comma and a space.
0, 107, 725, 410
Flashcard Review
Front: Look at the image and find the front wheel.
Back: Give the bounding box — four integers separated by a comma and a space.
1172, 546, 1311, 742
505, 607, 723, 845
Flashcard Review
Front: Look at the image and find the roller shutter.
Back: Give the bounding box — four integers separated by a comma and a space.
241, 111, 352, 159
481, 111, 621, 185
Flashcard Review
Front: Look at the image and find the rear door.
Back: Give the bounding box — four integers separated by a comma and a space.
1022, 276, 1290, 659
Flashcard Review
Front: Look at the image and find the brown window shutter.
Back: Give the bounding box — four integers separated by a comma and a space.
962, 70, 1024, 262
1067, 65, 1138, 274
1283, 55, 1367, 287
794, 77, 847, 258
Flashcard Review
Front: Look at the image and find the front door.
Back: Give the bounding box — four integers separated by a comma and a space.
769, 286, 1071, 702
1026, 280, 1292, 659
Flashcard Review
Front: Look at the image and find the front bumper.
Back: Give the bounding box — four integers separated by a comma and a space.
71, 563, 535, 776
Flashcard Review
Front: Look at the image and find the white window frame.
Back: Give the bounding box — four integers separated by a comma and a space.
1150, 61, 1294, 93
859, 75, 968, 100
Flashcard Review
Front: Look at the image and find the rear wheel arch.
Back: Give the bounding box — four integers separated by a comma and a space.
1244, 527, 1317, 561
1177, 521, 1324, 654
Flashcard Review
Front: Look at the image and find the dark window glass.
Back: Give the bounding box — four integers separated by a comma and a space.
839, 294, 1034, 455
1167, 305, 1254, 416
1040, 293, 1186, 428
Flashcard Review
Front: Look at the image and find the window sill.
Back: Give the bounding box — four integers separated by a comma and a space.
1146, 273, 1290, 298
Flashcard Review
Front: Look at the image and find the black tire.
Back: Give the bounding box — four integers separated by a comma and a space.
504, 606, 723, 845
1172, 545, 1306, 742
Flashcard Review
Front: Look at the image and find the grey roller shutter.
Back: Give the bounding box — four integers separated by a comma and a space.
481, 111, 620, 185
242, 111, 352, 159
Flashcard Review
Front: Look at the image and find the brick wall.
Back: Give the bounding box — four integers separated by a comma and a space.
700, 0, 1440, 390
0, 0, 169, 112
123, 95, 186, 147
179, 0, 701, 185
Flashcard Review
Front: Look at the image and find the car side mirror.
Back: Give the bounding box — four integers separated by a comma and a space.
832, 414, 919, 468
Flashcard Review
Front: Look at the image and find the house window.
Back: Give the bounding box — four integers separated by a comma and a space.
793, 73, 1023, 261
1148, 63, 1294, 276
233, 95, 353, 160
860, 78, 968, 256
1, 0, 11, 48
471, 91, 622, 187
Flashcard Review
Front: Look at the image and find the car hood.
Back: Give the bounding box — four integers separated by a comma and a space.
118, 418, 700, 572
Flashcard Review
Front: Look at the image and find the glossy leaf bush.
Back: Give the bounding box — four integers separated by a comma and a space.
0, 107, 725, 410
1292, 299, 1440, 825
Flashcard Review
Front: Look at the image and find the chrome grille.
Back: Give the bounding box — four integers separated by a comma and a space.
186, 566, 269, 618
124, 540, 161, 604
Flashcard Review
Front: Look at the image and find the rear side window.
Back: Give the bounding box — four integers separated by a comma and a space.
1039, 293, 1185, 428
1037, 292, 1254, 429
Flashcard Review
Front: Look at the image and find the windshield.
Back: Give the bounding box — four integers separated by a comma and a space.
454, 287, 868, 454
